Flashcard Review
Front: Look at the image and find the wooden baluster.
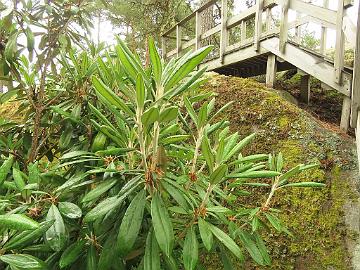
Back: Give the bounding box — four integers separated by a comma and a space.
241, 20, 246, 44
176, 25, 182, 58
161, 36, 166, 59
279, 0, 289, 53
195, 11, 202, 50
320, 0, 329, 55
265, 7, 271, 34
254, 0, 264, 51
220, 0, 228, 63
334, 0, 345, 84
294, 12, 301, 44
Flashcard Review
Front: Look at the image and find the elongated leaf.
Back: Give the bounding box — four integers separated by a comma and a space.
81, 179, 117, 203
3, 220, 54, 250
264, 212, 282, 232
58, 202, 82, 219
197, 102, 208, 128
136, 74, 146, 108
280, 182, 325, 188
46, 204, 67, 251
223, 133, 256, 162
13, 167, 25, 190
238, 230, 264, 265
160, 134, 189, 145
117, 190, 146, 256
229, 170, 280, 179
209, 164, 228, 185
183, 226, 198, 270
148, 37, 162, 84
201, 135, 214, 173
164, 46, 212, 90
151, 192, 174, 257
0, 254, 46, 269
84, 196, 123, 222
87, 245, 98, 270
159, 106, 178, 123
184, 97, 198, 126
0, 155, 14, 186
142, 107, 159, 128
253, 232, 271, 265
59, 240, 86, 268
144, 230, 160, 270
208, 223, 244, 261
0, 214, 39, 231
92, 76, 134, 116
198, 218, 213, 251
28, 162, 40, 184
61, 150, 94, 160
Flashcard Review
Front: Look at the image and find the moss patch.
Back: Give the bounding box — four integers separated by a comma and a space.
200, 73, 358, 269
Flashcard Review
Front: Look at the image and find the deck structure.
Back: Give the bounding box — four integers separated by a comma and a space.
161, 0, 360, 168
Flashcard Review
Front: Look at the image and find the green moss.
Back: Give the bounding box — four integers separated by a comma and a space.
199, 73, 357, 269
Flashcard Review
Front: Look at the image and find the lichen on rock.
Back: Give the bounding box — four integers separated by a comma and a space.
200, 73, 359, 269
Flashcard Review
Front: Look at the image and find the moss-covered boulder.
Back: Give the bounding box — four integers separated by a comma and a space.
200, 73, 360, 269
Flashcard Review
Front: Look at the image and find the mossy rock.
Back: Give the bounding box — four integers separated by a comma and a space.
200, 73, 359, 269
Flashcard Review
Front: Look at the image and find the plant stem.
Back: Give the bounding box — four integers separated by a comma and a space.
263, 176, 280, 209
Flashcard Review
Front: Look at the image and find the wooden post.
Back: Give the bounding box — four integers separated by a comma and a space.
294, 12, 301, 44
176, 25, 182, 58
351, 0, 360, 128
161, 36, 166, 59
241, 20, 246, 44
220, 0, 228, 63
334, 0, 345, 84
320, 0, 329, 54
266, 54, 277, 88
299, 74, 310, 104
254, 0, 264, 51
340, 96, 351, 132
265, 8, 271, 34
356, 114, 360, 172
195, 11, 202, 50
279, 0, 289, 53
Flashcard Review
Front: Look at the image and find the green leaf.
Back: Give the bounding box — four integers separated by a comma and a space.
28, 162, 40, 184
208, 223, 244, 261
0, 155, 14, 187
3, 220, 54, 250
238, 230, 264, 265
0, 254, 46, 269
117, 190, 146, 256
46, 204, 67, 251
183, 226, 198, 270
201, 135, 214, 173
87, 245, 98, 270
164, 46, 212, 90
92, 76, 134, 116
4, 31, 18, 62
160, 134, 190, 145
280, 182, 325, 188
59, 240, 86, 268
149, 37, 162, 84
144, 230, 160, 270
0, 214, 39, 231
197, 102, 208, 127
13, 167, 25, 190
253, 232, 271, 265
142, 107, 159, 128
223, 133, 256, 162
184, 97, 198, 126
229, 170, 280, 179
151, 192, 174, 257
81, 179, 117, 203
159, 106, 178, 123
209, 164, 228, 185
60, 150, 94, 160
198, 218, 213, 251
136, 74, 146, 108
264, 212, 282, 232
58, 202, 82, 219
84, 196, 124, 223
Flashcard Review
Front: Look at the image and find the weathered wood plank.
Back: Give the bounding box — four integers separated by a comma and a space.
299, 74, 310, 104
195, 11, 202, 50
201, 25, 221, 40
340, 96, 351, 132
350, 0, 360, 128
176, 25, 182, 58
334, 0, 345, 84
254, 0, 264, 51
220, 0, 228, 63
320, 0, 329, 54
266, 54, 277, 87
279, 0, 289, 53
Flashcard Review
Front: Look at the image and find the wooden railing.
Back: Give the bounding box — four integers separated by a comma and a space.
161, 0, 355, 76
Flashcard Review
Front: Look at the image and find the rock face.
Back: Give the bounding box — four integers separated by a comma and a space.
200, 73, 360, 269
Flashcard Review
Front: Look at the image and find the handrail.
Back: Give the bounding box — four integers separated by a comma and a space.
161, 0, 217, 37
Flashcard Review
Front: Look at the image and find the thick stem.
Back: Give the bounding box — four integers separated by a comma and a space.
190, 128, 204, 174
263, 176, 280, 209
